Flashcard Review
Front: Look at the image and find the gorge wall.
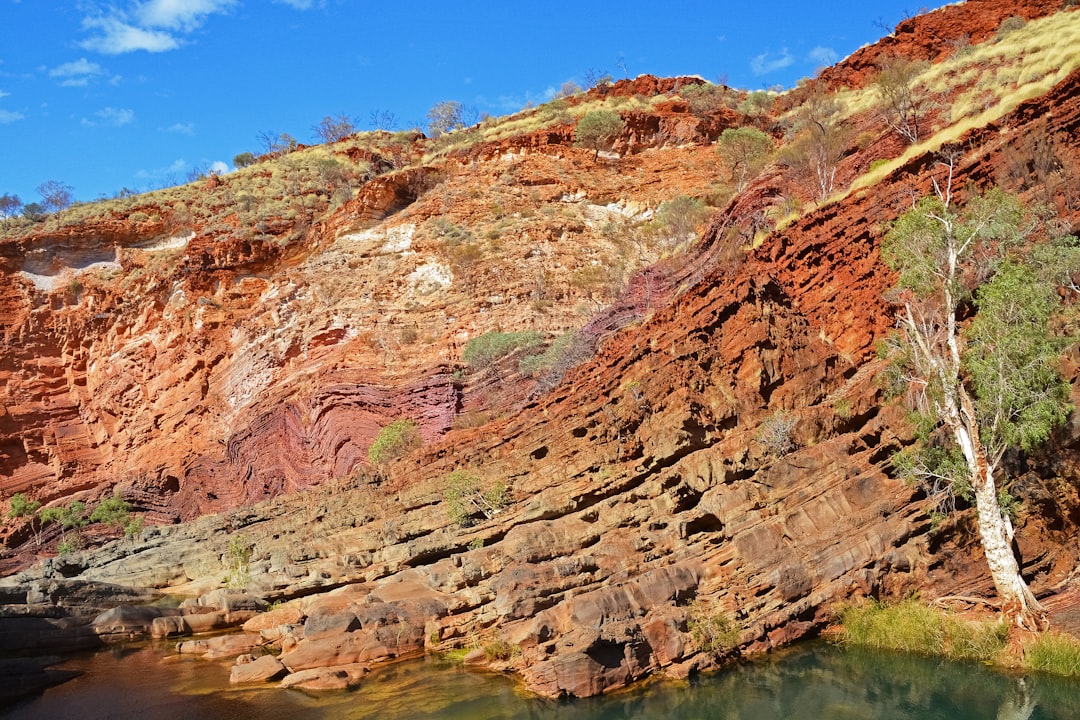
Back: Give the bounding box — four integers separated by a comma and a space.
2, 0, 1080, 699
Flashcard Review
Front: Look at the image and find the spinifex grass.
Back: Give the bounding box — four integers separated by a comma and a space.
837, 598, 1008, 662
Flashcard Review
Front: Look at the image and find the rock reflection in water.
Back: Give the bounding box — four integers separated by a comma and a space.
3, 642, 1080, 720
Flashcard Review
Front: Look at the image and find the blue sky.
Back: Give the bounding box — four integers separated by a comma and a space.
0, 1, 944, 205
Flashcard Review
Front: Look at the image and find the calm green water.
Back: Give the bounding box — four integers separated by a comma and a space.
4, 641, 1080, 720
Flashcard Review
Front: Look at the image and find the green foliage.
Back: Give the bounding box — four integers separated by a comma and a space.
737, 90, 773, 119
39, 501, 87, 531
123, 516, 144, 539
838, 599, 1008, 662
574, 110, 624, 159
868, 158, 891, 173
39, 500, 87, 554
7, 493, 41, 520
461, 331, 542, 369
1024, 632, 1080, 677
882, 188, 1026, 297
483, 639, 519, 661
224, 534, 252, 589
966, 261, 1072, 453
647, 195, 711, 249
89, 494, 131, 529
892, 442, 972, 508
882, 189, 1074, 466
444, 470, 509, 528
680, 83, 728, 115
368, 419, 421, 465
882, 189, 1074, 499
687, 602, 739, 655
519, 332, 577, 376
233, 152, 257, 169
716, 126, 775, 191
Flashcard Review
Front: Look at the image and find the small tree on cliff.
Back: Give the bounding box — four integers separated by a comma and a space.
312, 113, 358, 144
37, 180, 74, 214
873, 55, 931, 145
7, 493, 43, 547
777, 89, 848, 202
574, 110, 624, 160
881, 167, 1079, 630
426, 101, 465, 138
717, 126, 775, 192
0, 193, 22, 220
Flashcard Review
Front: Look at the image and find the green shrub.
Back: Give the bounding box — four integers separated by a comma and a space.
737, 90, 774, 119
716, 127, 774, 191
368, 419, 421, 464
519, 332, 577, 376
574, 110, 624, 159
7, 493, 41, 521
1024, 632, 1080, 677
461, 331, 542, 369
646, 195, 711, 249
483, 639, 519, 661
233, 152, 257, 169
444, 470, 509, 527
687, 603, 739, 656
90, 494, 131, 528
681, 83, 728, 114
39, 501, 87, 531
224, 535, 252, 589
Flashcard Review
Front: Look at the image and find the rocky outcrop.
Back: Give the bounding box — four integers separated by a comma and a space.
817, 0, 1067, 91
3, 10, 1080, 703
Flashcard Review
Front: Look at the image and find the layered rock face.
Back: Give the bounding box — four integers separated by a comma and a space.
3, 0, 1080, 701
0, 89, 728, 534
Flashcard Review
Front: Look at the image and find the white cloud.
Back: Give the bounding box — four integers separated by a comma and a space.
49, 58, 105, 87
209, 160, 230, 175
0, 110, 24, 124
807, 46, 839, 67
136, 0, 237, 31
750, 49, 794, 76
165, 121, 195, 135
80, 16, 180, 54
135, 157, 187, 181
79, 1, 236, 55
82, 106, 135, 127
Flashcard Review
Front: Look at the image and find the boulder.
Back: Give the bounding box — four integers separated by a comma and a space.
241, 604, 304, 633
230, 654, 287, 684
279, 663, 369, 691
177, 632, 263, 658
91, 605, 184, 639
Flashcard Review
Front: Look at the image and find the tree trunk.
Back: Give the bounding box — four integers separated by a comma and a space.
971, 463, 1047, 631
948, 391, 1047, 631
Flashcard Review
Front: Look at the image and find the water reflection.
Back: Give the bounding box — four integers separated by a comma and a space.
3, 642, 1079, 719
